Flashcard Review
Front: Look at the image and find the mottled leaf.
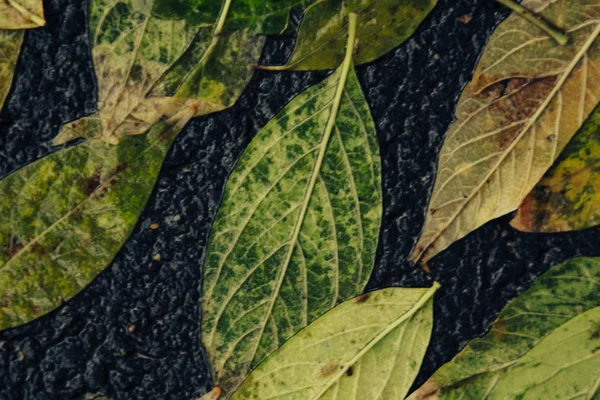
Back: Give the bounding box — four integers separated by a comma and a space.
262, 0, 437, 71
411, 0, 600, 264
232, 284, 439, 400
202, 18, 382, 397
0, 0, 45, 29
0, 29, 23, 111
408, 257, 600, 400
0, 106, 195, 330
512, 104, 600, 232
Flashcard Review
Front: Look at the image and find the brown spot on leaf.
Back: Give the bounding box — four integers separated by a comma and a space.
346, 366, 353, 376
353, 293, 370, 304
86, 170, 102, 195
314, 363, 339, 378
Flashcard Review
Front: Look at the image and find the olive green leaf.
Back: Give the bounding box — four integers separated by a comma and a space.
0, 105, 196, 331
0, 29, 23, 111
511, 104, 600, 233
52, 0, 309, 145
0, 0, 45, 29
232, 284, 439, 400
261, 0, 437, 71
408, 257, 600, 400
411, 0, 600, 264
202, 14, 382, 398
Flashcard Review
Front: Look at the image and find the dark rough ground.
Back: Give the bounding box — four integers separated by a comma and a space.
1, 0, 599, 399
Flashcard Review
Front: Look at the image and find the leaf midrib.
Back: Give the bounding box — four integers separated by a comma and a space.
419, 22, 600, 261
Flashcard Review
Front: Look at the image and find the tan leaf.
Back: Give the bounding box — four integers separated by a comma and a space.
0, 0, 45, 29
411, 0, 600, 264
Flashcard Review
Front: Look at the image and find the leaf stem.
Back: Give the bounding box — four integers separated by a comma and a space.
214, 0, 233, 35
496, 0, 568, 45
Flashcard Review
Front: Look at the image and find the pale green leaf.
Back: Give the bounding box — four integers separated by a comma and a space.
0, 107, 195, 331
201, 23, 382, 396
232, 284, 439, 400
409, 257, 600, 400
262, 0, 437, 71
0, 29, 23, 111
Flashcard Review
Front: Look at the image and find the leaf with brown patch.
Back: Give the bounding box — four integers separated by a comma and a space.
411, 0, 600, 264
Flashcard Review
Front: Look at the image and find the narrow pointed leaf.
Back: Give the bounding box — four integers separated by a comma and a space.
232, 284, 439, 400
411, 0, 600, 263
408, 257, 600, 400
264, 0, 437, 71
201, 44, 382, 398
0, 29, 23, 111
0, 108, 194, 330
511, 104, 600, 232
0, 0, 45, 29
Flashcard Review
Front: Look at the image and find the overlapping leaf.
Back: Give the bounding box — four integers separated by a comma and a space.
201, 24, 382, 397
262, 0, 437, 71
408, 257, 600, 400
0, 29, 23, 111
411, 0, 600, 264
52, 0, 309, 145
512, 104, 600, 232
0, 0, 45, 29
0, 106, 195, 331
231, 284, 439, 400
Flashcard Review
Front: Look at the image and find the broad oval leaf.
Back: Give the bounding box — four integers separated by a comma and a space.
0, 0, 45, 29
511, 104, 600, 232
201, 33, 382, 397
0, 108, 193, 330
262, 0, 437, 71
231, 284, 439, 400
408, 257, 600, 400
411, 0, 600, 263
0, 29, 23, 112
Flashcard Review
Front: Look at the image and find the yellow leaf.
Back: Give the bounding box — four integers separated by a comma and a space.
0, 0, 45, 29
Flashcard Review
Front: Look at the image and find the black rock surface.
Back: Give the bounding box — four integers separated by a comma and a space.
1, 0, 599, 399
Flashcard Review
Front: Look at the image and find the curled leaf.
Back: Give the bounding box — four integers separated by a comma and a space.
0, 107, 194, 331
202, 16, 382, 397
0, 29, 23, 111
412, 0, 600, 263
409, 257, 600, 400
0, 0, 45, 29
232, 284, 439, 400
511, 104, 600, 232
263, 0, 437, 71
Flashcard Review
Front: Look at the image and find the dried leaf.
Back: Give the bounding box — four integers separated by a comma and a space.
0, 0, 45, 29
511, 104, 600, 232
52, 0, 304, 145
411, 0, 600, 263
231, 284, 439, 400
263, 0, 437, 71
0, 106, 195, 331
201, 18, 382, 397
0, 29, 23, 111
408, 257, 600, 400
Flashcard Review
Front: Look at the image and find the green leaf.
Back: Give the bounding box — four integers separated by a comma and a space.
511, 104, 600, 233
201, 16, 382, 397
262, 0, 437, 71
0, 0, 45, 29
232, 284, 439, 400
0, 29, 24, 112
411, 0, 600, 264
408, 257, 600, 400
53, 0, 306, 145
0, 107, 194, 331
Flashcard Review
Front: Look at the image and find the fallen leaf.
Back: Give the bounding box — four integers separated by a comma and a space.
231, 284, 439, 400
261, 0, 437, 71
0, 106, 194, 331
202, 15, 382, 398
411, 0, 600, 263
0, 0, 45, 29
0, 29, 23, 112
408, 257, 600, 400
511, 104, 600, 232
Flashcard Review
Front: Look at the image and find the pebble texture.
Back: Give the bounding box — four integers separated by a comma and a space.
1, 0, 599, 399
